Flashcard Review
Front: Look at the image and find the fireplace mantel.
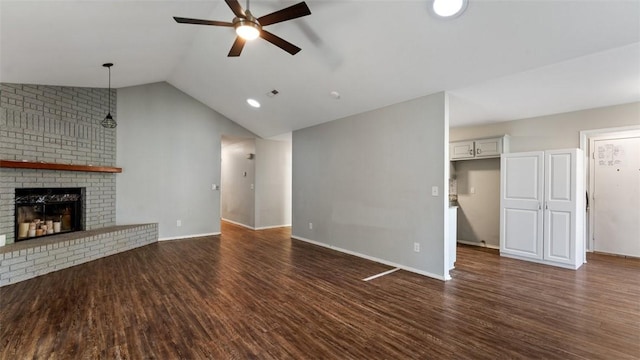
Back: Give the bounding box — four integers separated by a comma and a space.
0, 160, 122, 173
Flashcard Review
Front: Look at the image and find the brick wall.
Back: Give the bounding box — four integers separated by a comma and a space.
0, 224, 158, 287
0, 83, 117, 244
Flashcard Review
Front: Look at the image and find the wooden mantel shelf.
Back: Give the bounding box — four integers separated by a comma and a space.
0, 160, 122, 173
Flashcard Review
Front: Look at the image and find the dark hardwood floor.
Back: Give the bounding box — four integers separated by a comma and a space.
1, 221, 638, 359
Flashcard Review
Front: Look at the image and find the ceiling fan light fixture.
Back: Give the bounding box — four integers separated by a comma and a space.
234, 14, 261, 40
432, 0, 467, 18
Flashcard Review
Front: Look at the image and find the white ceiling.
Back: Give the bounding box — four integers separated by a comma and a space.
1, 0, 639, 138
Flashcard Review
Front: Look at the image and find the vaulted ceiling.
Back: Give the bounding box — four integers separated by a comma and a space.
1, 1, 639, 138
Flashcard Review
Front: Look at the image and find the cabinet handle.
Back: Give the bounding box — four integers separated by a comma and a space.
545, 202, 548, 210
469, 149, 474, 155
477, 148, 482, 155
538, 203, 542, 210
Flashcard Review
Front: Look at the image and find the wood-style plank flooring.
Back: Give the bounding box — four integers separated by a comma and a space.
1, 221, 639, 359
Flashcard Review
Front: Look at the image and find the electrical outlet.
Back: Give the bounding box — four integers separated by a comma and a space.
177, 220, 182, 227
414, 242, 420, 252
470, 187, 476, 194
431, 186, 439, 196
309, 222, 313, 230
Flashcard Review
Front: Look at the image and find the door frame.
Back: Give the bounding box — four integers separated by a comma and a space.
580, 125, 640, 252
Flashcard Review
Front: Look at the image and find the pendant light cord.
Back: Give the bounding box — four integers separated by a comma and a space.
101, 62, 116, 128
108, 66, 111, 113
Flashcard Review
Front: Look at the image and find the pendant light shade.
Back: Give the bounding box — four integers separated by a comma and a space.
101, 63, 117, 129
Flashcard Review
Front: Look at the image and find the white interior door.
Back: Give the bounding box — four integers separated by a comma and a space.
593, 136, 640, 257
500, 152, 544, 259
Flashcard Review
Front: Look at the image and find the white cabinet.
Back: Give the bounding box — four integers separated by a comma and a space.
450, 136, 509, 160
475, 138, 503, 158
500, 149, 585, 269
450, 141, 475, 160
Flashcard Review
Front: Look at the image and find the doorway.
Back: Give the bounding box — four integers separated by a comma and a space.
583, 127, 640, 257
220, 135, 293, 231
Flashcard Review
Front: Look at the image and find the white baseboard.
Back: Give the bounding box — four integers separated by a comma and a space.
221, 218, 290, 231
254, 224, 291, 230
291, 235, 448, 281
159, 232, 220, 241
500, 252, 582, 270
221, 218, 254, 230
457, 240, 500, 250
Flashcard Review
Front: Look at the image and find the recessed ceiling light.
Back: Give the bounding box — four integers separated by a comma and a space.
247, 98, 261, 108
432, 0, 468, 18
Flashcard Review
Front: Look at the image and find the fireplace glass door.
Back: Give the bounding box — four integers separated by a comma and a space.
15, 188, 83, 241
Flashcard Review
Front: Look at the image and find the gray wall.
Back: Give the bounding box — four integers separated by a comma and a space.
0, 83, 117, 244
453, 158, 500, 247
221, 139, 256, 228
116, 82, 255, 239
292, 92, 449, 279
449, 102, 640, 249
255, 139, 292, 229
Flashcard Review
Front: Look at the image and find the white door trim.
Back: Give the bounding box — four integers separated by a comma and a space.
579, 125, 640, 252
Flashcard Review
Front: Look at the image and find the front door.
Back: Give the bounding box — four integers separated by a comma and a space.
592, 136, 640, 257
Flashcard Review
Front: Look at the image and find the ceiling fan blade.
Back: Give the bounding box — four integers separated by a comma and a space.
228, 37, 247, 57
258, 2, 311, 26
173, 17, 233, 27
260, 30, 301, 55
225, 0, 246, 18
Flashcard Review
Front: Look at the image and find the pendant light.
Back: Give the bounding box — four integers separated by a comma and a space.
101, 63, 117, 128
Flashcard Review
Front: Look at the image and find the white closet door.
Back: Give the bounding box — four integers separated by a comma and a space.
500, 152, 544, 259
543, 149, 580, 265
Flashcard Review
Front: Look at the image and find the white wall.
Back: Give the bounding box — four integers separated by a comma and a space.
450, 102, 640, 151
255, 139, 292, 229
116, 82, 255, 239
221, 139, 256, 228
292, 92, 449, 280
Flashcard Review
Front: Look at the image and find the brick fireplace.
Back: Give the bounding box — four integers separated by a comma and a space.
0, 83, 117, 244
0, 83, 158, 287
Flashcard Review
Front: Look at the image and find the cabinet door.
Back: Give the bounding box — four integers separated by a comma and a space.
500, 152, 544, 260
543, 149, 582, 266
450, 141, 475, 160
475, 138, 502, 158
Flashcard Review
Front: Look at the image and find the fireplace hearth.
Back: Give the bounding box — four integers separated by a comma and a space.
15, 188, 84, 242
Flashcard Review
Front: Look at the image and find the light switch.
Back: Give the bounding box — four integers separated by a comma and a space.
431, 186, 439, 196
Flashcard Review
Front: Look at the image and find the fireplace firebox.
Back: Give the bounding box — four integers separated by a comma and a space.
15, 188, 84, 242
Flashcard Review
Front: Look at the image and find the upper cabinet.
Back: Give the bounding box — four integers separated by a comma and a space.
450, 135, 510, 161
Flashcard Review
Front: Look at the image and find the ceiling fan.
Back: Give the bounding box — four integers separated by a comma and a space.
174, 0, 311, 57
